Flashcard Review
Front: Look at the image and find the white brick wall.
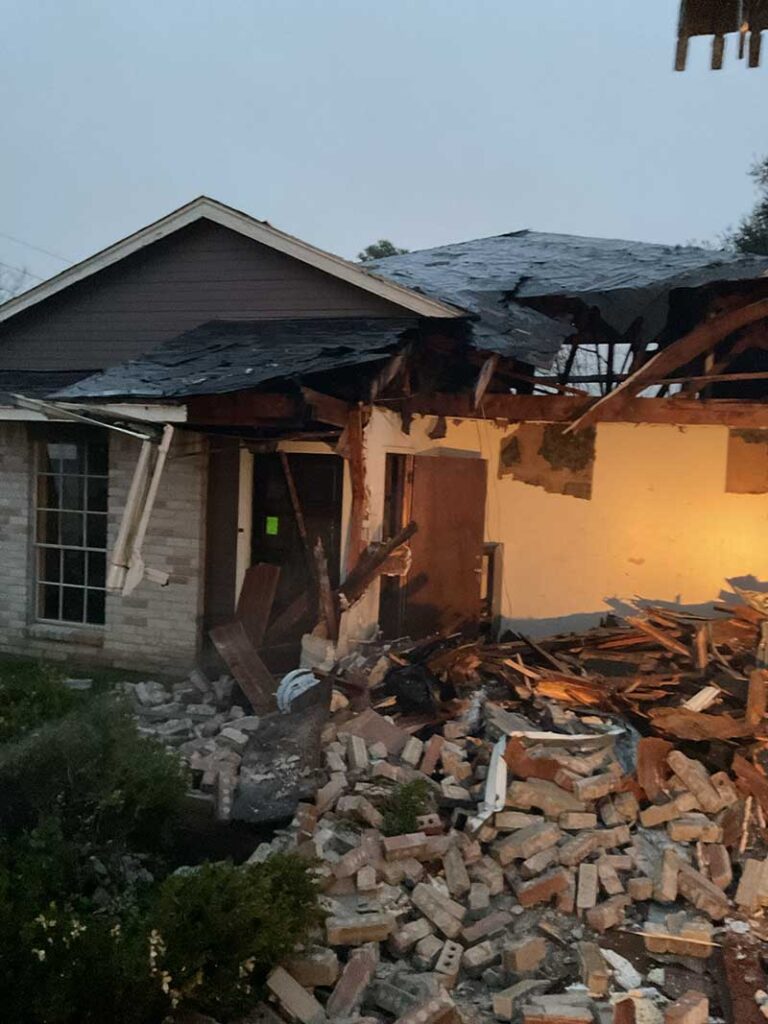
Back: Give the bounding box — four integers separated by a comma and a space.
0, 422, 208, 675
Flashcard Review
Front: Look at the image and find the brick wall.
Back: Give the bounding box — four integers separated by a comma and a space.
0, 422, 208, 676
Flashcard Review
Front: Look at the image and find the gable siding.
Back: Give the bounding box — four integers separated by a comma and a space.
0, 220, 404, 371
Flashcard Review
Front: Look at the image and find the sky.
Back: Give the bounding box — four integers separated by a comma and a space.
1, 0, 767, 287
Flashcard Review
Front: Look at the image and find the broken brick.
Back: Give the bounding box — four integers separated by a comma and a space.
326, 913, 394, 945
516, 867, 571, 908
585, 895, 630, 933
326, 946, 377, 1018
559, 812, 598, 831
577, 941, 610, 997
284, 947, 339, 988
383, 832, 430, 861
507, 779, 587, 818
462, 939, 501, 977
667, 751, 722, 813
493, 821, 563, 866
461, 910, 513, 945
677, 861, 730, 920
442, 845, 471, 898
664, 990, 709, 1024
411, 882, 466, 939
388, 917, 435, 957
576, 862, 598, 912
503, 935, 548, 974
434, 939, 464, 981
266, 966, 325, 1024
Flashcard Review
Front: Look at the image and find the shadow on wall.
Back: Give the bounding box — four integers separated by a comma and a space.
500, 576, 768, 639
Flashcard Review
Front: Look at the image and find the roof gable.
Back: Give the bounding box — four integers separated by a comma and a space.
0, 196, 461, 324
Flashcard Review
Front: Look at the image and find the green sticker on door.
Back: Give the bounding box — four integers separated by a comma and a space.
265, 515, 279, 536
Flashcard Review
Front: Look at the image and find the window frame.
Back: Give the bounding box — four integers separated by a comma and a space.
32, 428, 109, 628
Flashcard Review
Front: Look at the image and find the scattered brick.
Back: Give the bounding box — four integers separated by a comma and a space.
559, 812, 598, 831
507, 779, 587, 817
494, 821, 563, 866
572, 771, 623, 801
413, 932, 444, 970
577, 941, 610, 996
495, 811, 545, 831
383, 832, 430, 862
401, 735, 425, 767
503, 935, 548, 974
266, 966, 325, 1024
639, 792, 698, 828
627, 876, 654, 901
468, 855, 505, 895
434, 939, 464, 981
576, 863, 598, 911
521, 846, 560, 879
420, 735, 445, 776
664, 990, 709, 1024
388, 917, 435, 957
411, 883, 466, 939
284, 947, 339, 988
337, 794, 384, 829
735, 857, 768, 913
516, 867, 571, 908
462, 939, 501, 977
559, 831, 601, 867
392, 989, 458, 1024
667, 814, 722, 844
326, 912, 395, 945
597, 858, 625, 896
442, 845, 471, 898
493, 981, 551, 1022
702, 843, 732, 891
461, 909, 513, 945
667, 751, 722, 813
586, 895, 630, 933
326, 945, 377, 1018
677, 861, 730, 920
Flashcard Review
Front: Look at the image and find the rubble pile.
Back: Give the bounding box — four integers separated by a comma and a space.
124, 593, 768, 1023
248, 678, 768, 1024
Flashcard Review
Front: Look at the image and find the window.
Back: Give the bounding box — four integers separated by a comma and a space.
34, 432, 108, 625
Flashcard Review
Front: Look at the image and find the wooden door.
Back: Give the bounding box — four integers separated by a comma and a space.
403, 454, 487, 638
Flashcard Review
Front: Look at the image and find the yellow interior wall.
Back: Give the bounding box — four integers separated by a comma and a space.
350, 407, 768, 637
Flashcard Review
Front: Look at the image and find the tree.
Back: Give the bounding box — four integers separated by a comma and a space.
730, 156, 768, 255
357, 239, 409, 262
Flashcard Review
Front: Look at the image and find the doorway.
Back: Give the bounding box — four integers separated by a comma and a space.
250, 452, 343, 662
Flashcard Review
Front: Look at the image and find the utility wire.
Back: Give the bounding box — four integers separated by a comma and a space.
0, 230, 72, 265
0, 259, 45, 282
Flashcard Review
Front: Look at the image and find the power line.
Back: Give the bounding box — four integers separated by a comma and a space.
0, 230, 72, 265
0, 259, 45, 282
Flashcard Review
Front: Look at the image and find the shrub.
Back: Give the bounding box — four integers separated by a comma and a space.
0, 693, 187, 854
150, 854, 323, 1019
381, 779, 432, 837
0, 659, 77, 743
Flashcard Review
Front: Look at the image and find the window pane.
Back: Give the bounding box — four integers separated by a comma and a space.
86, 475, 107, 512
47, 442, 85, 474
88, 440, 109, 477
63, 549, 85, 586
39, 547, 61, 583
37, 510, 60, 545
37, 474, 62, 509
39, 584, 60, 620
61, 475, 85, 510
86, 514, 107, 549
60, 512, 84, 547
86, 590, 106, 626
87, 551, 106, 588
61, 587, 85, 623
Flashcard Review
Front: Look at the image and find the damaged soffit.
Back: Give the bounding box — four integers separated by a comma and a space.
367, 229, 768, 347
54, 317, 422, 401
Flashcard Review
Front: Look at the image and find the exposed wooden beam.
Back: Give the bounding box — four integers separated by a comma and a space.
300, 387, 350, 427
473, 354, 500, 409
344, 406, 368, 575
564, 298, 768, 432
399, 393, 768, 428
369, 350, 408, 402
188, 392, 300, 425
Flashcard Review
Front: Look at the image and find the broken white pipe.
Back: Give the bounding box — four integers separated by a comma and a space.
106, 439, 153, 593
122, 424, 175, 596
467, 735, 507, 834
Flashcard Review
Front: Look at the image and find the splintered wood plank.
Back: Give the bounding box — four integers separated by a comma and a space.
210, 620, 277, 711
636, 737, 673, 801
236, 563, 280, 647
746, 669, 768, 729
345, 406, 367, 575
625, 617, 691, 658
314, 537, 339, 641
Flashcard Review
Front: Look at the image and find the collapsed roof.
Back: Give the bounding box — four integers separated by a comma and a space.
31, 230, 768, 403
55, 318, 422, 401
367, 229, 768, 346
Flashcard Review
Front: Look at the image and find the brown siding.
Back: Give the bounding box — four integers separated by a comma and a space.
0, 220, 404, 371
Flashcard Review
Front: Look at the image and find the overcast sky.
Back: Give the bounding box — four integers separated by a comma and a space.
1, 0, 766, 286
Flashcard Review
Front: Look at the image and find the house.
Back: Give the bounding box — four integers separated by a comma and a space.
0, 196, 767, 680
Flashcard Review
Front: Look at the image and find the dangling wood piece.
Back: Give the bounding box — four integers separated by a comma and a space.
314, 536, 339, 641
345, 406, 368, 576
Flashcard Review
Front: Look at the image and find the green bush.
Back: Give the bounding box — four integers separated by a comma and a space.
381, 779, 432, 837
150, 855, 323, 1019
0, 659, 77, 743
0, 694, 187, 854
